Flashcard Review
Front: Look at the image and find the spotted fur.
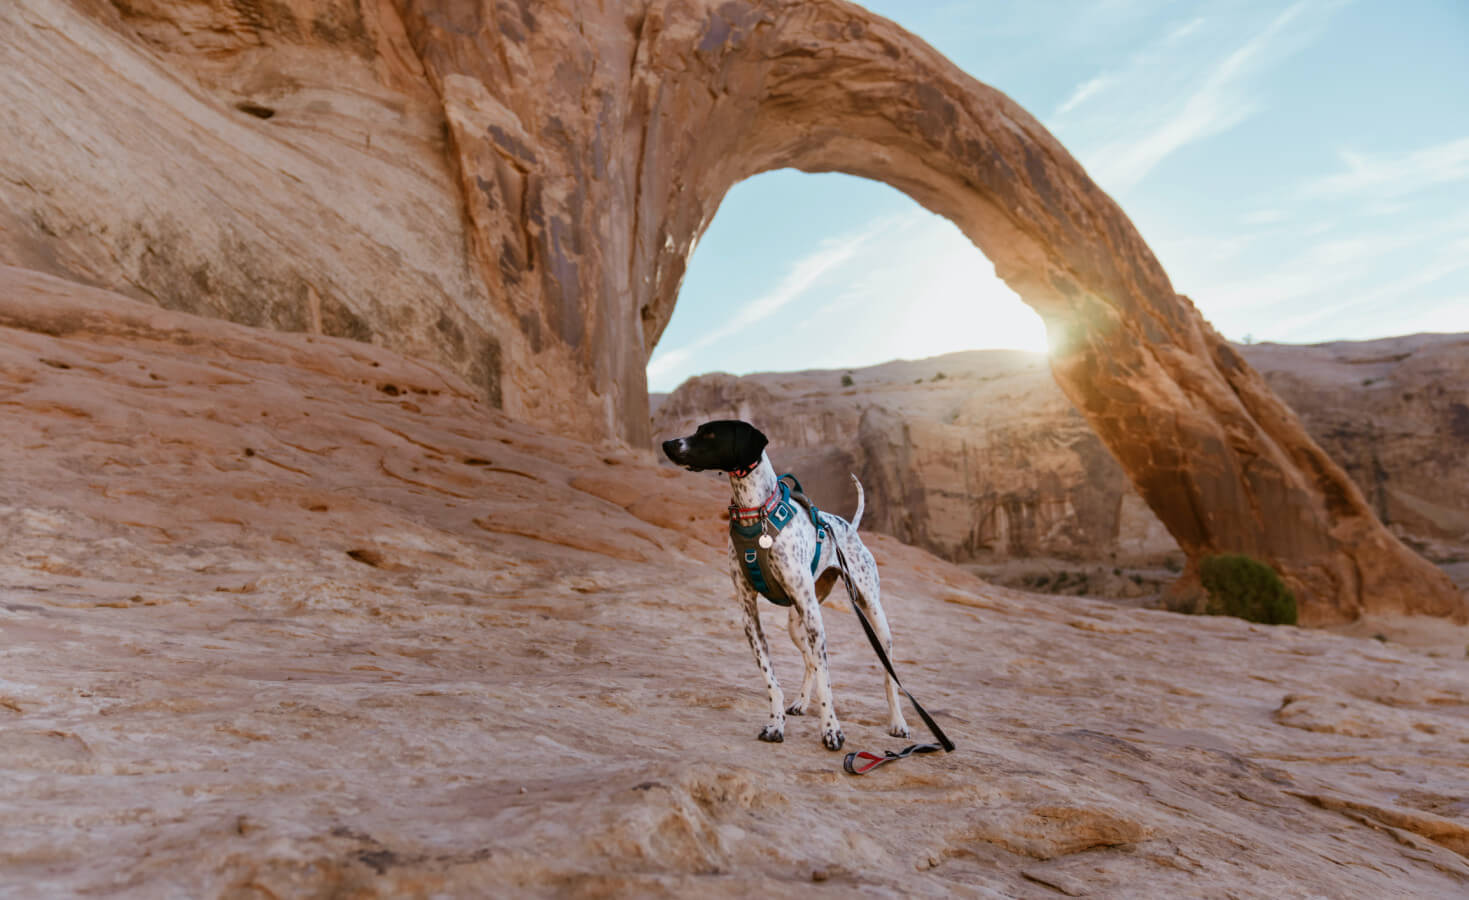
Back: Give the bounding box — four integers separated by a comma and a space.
664, 421, 909, 750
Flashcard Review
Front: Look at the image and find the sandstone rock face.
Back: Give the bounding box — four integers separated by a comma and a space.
1, 0, 508, 406
3, 0, 1458, 621
5, 266, 1469, 896
1242, 335, 1469, 563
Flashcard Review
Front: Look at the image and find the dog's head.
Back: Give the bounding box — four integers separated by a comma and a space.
661, 420, 769, 474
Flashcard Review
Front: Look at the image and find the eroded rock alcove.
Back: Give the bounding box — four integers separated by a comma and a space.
1, 0, 1460, 624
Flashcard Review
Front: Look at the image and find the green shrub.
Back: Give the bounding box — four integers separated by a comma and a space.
841, 373, 854, 387
1199, 554, 1297, 625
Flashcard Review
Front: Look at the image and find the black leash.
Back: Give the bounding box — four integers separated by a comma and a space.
832, 542, 955, 775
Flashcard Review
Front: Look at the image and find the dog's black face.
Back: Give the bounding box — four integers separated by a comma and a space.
662, 420, 768, 473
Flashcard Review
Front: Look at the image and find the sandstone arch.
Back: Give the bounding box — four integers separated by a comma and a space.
11, 0, 1452, 624
388, 0, 1460, 624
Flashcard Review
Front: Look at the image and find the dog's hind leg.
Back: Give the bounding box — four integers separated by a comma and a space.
729, 554, 786, 742
842, 539, 910, 738
784, 604, 816, 716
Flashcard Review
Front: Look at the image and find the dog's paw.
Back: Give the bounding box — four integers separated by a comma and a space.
785, 701, 808, 716
757, 724, 785, 743
822, 727, 846, 751
888, 721, 911, 739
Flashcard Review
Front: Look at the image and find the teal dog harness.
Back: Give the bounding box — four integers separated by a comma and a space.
728, 474, 826, 606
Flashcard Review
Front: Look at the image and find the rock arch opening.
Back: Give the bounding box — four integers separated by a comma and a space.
648, 170, 1047, 393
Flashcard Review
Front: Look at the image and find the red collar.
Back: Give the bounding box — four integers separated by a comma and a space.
728, 483, 781, 523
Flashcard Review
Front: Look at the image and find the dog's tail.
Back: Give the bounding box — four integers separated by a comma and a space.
849, 473, 864, 531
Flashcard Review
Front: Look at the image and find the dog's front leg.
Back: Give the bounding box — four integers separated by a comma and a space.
730, 559, 785, 742
784, 605, 815, 716
791, 586, 845, 751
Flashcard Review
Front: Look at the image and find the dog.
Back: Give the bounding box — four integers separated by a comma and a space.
662, 419, 908, 751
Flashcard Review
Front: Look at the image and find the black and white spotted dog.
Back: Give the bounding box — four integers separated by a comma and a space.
662, 420, 908, 751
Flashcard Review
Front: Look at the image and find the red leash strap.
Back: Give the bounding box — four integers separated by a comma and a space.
844, 743, 945, 775
833, 542, 955, 775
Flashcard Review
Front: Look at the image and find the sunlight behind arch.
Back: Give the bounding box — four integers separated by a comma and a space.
647, 172, 1048, 392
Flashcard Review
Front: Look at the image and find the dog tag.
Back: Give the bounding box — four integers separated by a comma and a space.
758, 534, 774, 549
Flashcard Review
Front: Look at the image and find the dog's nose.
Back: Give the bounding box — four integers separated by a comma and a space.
661, 438, 681, 458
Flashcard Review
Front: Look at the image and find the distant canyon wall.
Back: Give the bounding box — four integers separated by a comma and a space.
653, 335, 1469, 578
654, 353, 1179, 568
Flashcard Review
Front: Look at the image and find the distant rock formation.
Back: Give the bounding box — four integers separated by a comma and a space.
1243, 335, 1469, 561
653, 353, 1178, 568
653, 334, 1469, 594
2, 0, 1459, 622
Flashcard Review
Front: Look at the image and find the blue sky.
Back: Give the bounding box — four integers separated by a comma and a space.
647, 0, 1469, 391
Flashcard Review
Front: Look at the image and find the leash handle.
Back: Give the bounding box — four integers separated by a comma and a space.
843, 743, 944, 775
833, 543, 956, 770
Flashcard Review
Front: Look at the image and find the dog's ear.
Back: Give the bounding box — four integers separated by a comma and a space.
734, 422, 768, 467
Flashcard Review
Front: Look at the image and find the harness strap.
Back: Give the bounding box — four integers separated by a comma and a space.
833, 541, 955, 775
782, 475, 826, 578
729, 475, 825, 606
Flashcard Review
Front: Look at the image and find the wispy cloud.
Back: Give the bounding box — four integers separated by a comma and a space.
1053, 1, 1342, 195
1207, 229, 1433, 314
1089, 3, 1317, 192
1050, 14, 1203, 120
1268, 249, 1469, 341
1164, 16, 1206, 43
1301, 136, 1469, 199
1240, 208, 1287, 225
646, 212, 923, 384
1054, 74, 1117, 118
1197, 214, 1469, 342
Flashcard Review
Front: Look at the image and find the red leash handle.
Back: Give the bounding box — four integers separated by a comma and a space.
844, 750, 893, 775
843, 743, 945, 775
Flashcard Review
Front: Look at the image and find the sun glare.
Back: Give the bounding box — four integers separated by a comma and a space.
651, 175, 1054, 390
892, 222, 1050, 359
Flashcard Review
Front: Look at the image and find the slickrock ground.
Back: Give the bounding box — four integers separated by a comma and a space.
5, 266, 1469, 897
